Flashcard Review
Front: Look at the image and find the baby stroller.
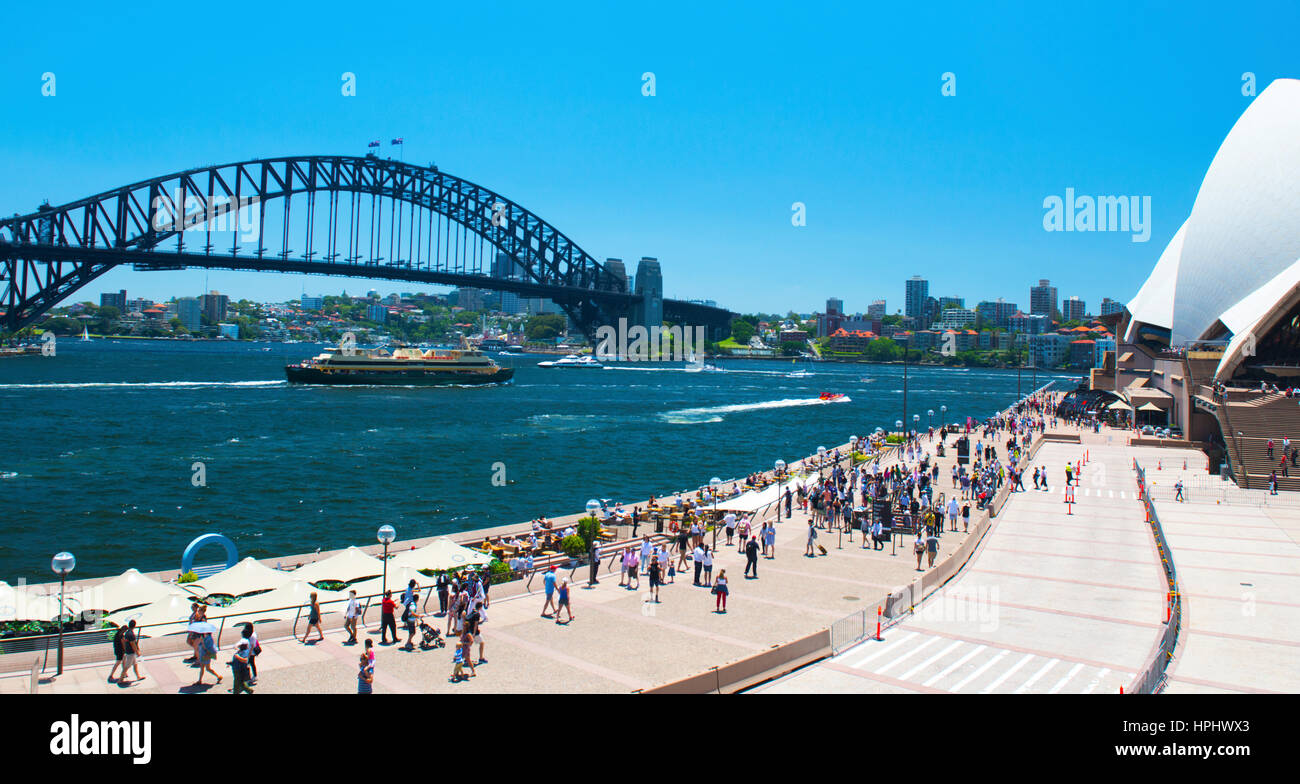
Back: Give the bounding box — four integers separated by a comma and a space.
418, 622, 445, 649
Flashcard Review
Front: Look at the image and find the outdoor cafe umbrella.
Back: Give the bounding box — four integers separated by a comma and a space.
286, 546, 385, 585
190, 557, 295, 597
389, 537, 493, 572
208, 579, 348, 622
89, 568, 200, 613
104, 593, 199, 636
1137, 402, 1164, 412
0, 581, 80, 622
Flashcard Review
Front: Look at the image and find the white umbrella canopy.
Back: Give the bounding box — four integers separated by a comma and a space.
190, 557, 295, 597
348, 566, 436, 600
1108, 400, 1134, 410
286, 546, 385, 585
389, 538, 493, 572
104, 593, 200, 636
83, 568, 200, 613
0, 581, 81, 622
212, 579, 348, 621
1138, 402, 1165, 412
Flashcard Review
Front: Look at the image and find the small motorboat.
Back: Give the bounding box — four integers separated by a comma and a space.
818, 392, 848, 403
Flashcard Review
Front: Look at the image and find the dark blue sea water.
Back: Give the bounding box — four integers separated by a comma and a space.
0, 340, 1077, 583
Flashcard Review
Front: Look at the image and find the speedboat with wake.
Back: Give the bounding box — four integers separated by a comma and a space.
817, 392, 849, 403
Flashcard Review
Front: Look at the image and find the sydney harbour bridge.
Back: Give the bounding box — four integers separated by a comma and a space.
0, 155, 734, 339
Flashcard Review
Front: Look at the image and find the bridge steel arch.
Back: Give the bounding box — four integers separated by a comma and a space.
0, 155, 732, 338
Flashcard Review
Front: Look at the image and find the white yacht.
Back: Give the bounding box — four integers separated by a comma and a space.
537, 354, 603, 368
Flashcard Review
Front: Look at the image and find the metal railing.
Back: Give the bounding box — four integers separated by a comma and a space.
1130, 462, 1182, 694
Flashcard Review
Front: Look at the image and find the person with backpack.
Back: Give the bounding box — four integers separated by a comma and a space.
108, 619, 143, 685
648, 555, 662, 603
244, 622, 261, 685
401, 592, 421, 650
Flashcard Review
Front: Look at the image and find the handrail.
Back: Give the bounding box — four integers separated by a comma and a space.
1129, 461, 1182, 694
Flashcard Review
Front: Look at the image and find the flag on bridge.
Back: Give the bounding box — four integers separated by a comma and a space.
391, 138, 404, 145
367, 140, 380, 148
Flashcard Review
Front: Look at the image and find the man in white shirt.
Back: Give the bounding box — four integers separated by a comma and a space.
343, 589, 361, 644
692, 544, 705, 585
639, 535, 653, 571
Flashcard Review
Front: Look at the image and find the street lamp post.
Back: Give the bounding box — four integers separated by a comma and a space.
927, 409, 934, 430
895, 419, 903, 443
710, 477, 722, 548
774, 459, 787, 521
817, 446, 827, 479
51, 551, 75, 676
376, 525, 396, 598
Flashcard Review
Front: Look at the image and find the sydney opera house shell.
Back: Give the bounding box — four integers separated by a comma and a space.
1109, 78, 1300, 486
1122, 77, 1300, 380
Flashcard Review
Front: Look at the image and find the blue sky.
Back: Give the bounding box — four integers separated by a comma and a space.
2, 1, 1297, 316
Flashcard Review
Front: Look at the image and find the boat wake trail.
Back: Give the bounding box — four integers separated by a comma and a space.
658, 395, 851, 424
0, 380, 287, 390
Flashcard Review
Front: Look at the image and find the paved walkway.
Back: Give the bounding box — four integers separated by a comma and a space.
1130, 449, 1300, 694
754, 437, 1169, 694
3, 436, 987, 694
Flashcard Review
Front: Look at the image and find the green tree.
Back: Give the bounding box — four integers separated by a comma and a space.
730, 320, 756, 343
525, 313, 566, 341
780, 341, 803, 356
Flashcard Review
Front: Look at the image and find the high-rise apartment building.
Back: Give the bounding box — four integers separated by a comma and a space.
905, 276, 929, 321
1030, 279, 1058, 318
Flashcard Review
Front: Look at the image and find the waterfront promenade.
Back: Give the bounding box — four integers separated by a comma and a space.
2, 431, 985, 694
754, 433, 1168, 693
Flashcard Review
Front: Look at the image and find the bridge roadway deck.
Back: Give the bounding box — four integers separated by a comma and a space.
753, 437, 1169, 694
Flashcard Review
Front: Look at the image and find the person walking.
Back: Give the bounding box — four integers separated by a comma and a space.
913, 532, 925, 571
244, 622, 261, 685
713, 570, 729, 613
744, 535, 759, 578
724, 513, 737, 546
555, 577, 574, 624
194, 631, 222, 687
648, 555, 662, 603
962, 502, 971, 533
343, 589, 360, 644
301, 592, 324, 644
871, 518, 884, 550
230, 634, 254, 694
541, 566, 558, 617
946, 497, 959, 532
357, 652, 374, 694
805, 520, 817, 557
1175, 480, 1185, 502
692, 543, 705, 585
380, 590, 398, 644
626, 547, 641, 591
737, 516, 751, 555
701, 545, 714, 586
109, 619, 144, 685
926, 528, 940, 569
401, 592, 421, 650
640, 535, 653, 573
762, 520, 776, 557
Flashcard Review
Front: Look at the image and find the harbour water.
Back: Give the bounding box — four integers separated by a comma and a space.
0, 341, 1076, 583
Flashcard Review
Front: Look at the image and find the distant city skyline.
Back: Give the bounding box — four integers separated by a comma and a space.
4, 2, 1296, 317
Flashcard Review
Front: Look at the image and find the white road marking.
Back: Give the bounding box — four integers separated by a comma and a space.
898, 639, 964, 681
1082, 667, 1110, 694
922, 644, 986, 687
950, 649, 1009, 692
980, 653, 1035, 693
842, 631, 917, 670
876, 636, 941, 675
1049, 662, 1085, 693
1015, 658, 1060, 693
